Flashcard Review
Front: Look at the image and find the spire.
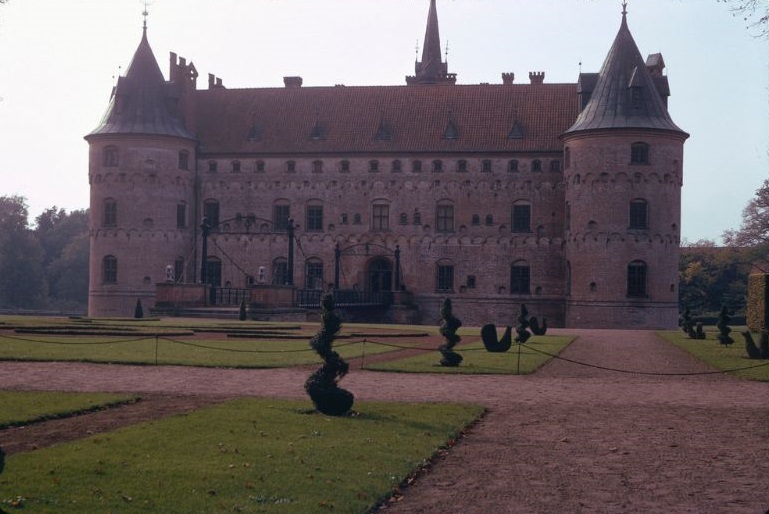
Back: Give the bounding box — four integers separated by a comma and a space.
406, 0, 456, 85
563, 4, 687, 136
87, 23, 194, 139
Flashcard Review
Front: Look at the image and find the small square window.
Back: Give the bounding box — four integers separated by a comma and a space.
482, 160, 492, 173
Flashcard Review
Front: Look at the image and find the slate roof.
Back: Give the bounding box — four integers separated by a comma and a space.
563, 11, 687, 136
87, 28, 194, 140
193, 83, 579, 156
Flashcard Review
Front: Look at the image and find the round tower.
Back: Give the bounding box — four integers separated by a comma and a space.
561, 6, 689, 328
84, 25, 197, 317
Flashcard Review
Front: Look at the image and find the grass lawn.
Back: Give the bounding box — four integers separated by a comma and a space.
0, 391, 138, 428
659, 329, 769, 382
1, 398, 484, 513
364, 335, 575, 374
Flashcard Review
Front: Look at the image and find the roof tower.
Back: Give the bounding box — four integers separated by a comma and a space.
406, 0, 456, 85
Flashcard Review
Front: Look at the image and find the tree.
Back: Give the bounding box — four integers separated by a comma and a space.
679, 241, 750, 316
0, 196, 46, 308
723, 178, 769, 248
719, 0, 769, 36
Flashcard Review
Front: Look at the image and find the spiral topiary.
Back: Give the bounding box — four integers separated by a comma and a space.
438, 298, 463, 366
304, 294, 354, 416
716, 305, 734, 346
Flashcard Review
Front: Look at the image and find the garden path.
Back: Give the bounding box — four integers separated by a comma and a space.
0, 329, 767, 513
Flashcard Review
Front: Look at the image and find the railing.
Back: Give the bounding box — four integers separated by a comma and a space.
294, 289, 393, 309
210, 287, 250, 306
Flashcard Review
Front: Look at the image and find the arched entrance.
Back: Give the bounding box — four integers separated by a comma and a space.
367, 258, 392, 293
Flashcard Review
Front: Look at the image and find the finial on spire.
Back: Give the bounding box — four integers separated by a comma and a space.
142, 0, 151, 31
444, 40, 449, 62
622, 1, 628, 17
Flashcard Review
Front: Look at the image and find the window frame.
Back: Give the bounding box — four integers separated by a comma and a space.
630, 142, 650, 165
510, 261, 531, 294
629, 199, 649, 230
627, 260, 647, 297
512, 203, 532, 233
102, 255, 118, 284
436, 263, 454, 292
306, 204, 324, 232
436, 203, 454, 233
371, 203, 390, 231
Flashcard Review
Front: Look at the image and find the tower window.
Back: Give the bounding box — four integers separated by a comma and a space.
178, 150, 190, 170
627, 260, 647, 297
103, 146, 119, 167
631, 142, 650, 164
629, 199, 649, 230
102, 255, 118, 284
103, 198, 117, 227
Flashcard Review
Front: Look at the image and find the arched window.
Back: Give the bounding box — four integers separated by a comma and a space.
471, 214, 480, 226
102, 255, 118, 284
511, 201, 531, 233
630, 142, 650, 164
508, 159, 519, 172
305, 258, 324, 290
482, 159, 492, 173
369, 160, 379, 173
272, 258, 288, 285
208, 160, 218, 173
203, 199, 220, 228
231, 160, 241, 173
391, 160, 402, 173
340, 160, 350, 173
510, 260, 530, 294
531, 159, 542, 172
629, 199, 649, 229
627, 260, 647, 297
457, 160, 468, 172
436, 201, 454, 233
399, 212, 408, 225
273, 200, 290, 232
432, 159, 443, 173
103, 198, 117, 227
436, 260, 454, 292
312, 160, 323, 173
285, 160, 296, 173
485, 214, 494, 226
411, 160, 422, 173
103, 146, 119, 167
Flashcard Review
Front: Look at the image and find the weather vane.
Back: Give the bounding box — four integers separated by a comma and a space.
142, 0, 152, 29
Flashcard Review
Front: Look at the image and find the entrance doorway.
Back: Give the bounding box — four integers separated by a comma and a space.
367, 258, 392, 293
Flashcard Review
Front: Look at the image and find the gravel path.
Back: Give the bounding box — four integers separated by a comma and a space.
0, 329, 767, 513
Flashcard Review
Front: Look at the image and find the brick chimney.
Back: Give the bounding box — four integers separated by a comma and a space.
502, 72, 515, 85
529, 71, 545, 85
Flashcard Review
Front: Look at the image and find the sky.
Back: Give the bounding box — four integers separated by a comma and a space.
0, 0, 766, 243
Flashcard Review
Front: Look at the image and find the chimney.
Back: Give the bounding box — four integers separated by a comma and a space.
529, 71, 545, 85
283, 76, 303, 88
502, 72, 515, 85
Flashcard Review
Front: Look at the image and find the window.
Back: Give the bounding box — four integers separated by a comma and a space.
399, 212, 408, 225
273, 202, 290, 232
472, 214, 480, 226
369, 160, 379, 173
391, 160, 402, 173
340, 160, 350, 173
208, 160, 218, 173
178, 150, 190, 170
103, 146, 119, 167
306, 204, 323, 232
103, 198, 117, 227
229, 160, 239, 173
312, 160, 323, 173
176, 202, 187, 228
550, 160, 561, 172
255, 160, 266, 173
174, 258, 185, 282
565, 147, 571, 169
432, 160, 443, 173
305, 259, 324, 289
411, 160, 422, 173
286, 160, 296, 173
340, 213, 348, 225
629, 199, 649, 229
630, 142, 650, 164
203, 200, 220, 228
272, 258, 288, 285
372, 203, 389, 231
508, 160, 519, 172
485, 214, 494, 226
482, 160, 492, 173
512, 203, 531, 233
436, 263, 454, 292
457, 160, 468, 172
413, 210, 422, 225
510, 261, 530, 294
353, 213, 362, 225
532, 159, 542, 172
627, 260, 647, 297
102, 255, 118, 284
436, 203, 454, 233
467, 275, 476, 288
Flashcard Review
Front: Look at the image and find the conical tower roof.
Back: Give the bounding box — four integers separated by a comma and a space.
563, 6, 687, 136
87, 26, 194, 139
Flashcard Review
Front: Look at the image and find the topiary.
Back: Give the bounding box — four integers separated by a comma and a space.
438, 298, 463, 366
134, 299, 144, 319
716, 305, 734, 346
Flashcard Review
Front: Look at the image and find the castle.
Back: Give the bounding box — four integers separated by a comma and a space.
85, 1, 688, 328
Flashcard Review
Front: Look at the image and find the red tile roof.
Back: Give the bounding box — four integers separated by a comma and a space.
193, 83, 579, 156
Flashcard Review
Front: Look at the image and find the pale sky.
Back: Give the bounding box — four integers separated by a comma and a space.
0, 0, 766, 243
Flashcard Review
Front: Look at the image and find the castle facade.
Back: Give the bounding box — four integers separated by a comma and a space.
85, 1, 688, 328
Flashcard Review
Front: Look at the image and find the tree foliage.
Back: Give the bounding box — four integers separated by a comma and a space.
723, 178, 769, 248
679, 241, 750, 316
719, 0, 769, 36
0, 196, 89, 311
